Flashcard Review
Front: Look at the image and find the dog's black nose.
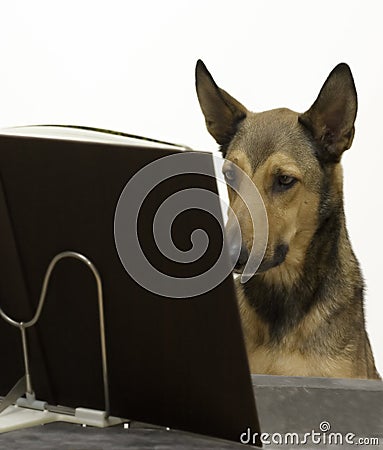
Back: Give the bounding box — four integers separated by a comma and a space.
238, 245, 249, 266
229, 241, 249, 269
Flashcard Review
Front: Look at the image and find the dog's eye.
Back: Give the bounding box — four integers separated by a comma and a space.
274, 175, 297, 192
278, 175, 295, 185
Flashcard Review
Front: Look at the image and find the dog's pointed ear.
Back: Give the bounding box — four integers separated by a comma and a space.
195, 60, 247, 148
299, 63, 357, 163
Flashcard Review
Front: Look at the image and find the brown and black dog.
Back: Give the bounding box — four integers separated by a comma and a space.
196, 60, 380, 379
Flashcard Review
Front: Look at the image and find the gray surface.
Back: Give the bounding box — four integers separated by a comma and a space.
1, 375, 382, 449
252, 375, 383, 448
0, 422, 257, 450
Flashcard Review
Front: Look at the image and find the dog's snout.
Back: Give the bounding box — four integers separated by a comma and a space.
228, 240, 240, 267
238, 245, 249, 266
226, 220, 249, 271
228, 240, 249, 270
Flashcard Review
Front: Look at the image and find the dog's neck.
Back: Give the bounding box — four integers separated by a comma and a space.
241, 203, 361, 341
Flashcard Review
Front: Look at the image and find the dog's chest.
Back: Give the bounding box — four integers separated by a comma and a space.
247, 347, 317, 376
236, 283, 356, 378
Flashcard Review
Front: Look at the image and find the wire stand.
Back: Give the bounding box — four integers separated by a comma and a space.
0, 251, 124, 432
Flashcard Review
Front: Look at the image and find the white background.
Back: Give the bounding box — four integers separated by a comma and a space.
1, 0, 382, 374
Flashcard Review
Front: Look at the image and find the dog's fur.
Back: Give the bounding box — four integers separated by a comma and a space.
196, 60, 380, 379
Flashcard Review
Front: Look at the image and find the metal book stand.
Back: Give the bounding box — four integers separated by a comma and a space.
0, 251, 124, 432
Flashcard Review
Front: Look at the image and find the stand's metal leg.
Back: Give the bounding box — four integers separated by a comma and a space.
0, 377, 26, 414
0, 251, 110, 417
20, 324, 33, 396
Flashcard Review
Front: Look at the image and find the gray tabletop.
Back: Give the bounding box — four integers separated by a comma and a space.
1, 375, 382, 449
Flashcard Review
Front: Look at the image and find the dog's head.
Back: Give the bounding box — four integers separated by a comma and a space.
195, 60, 357, 284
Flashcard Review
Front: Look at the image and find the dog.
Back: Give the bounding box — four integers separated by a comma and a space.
195, 60, 380, 379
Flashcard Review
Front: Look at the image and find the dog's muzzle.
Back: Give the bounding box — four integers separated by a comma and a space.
228, 240, 249, 273
256, 243, 289, 273
228, 236, 289, 275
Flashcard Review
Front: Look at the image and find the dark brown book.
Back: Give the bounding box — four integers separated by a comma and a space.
0, 126, 260, 443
